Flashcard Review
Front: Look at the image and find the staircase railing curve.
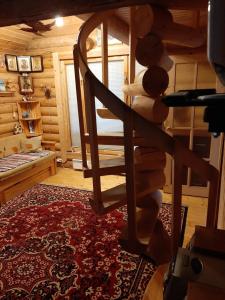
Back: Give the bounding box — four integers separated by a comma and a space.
74, 8, 220, 260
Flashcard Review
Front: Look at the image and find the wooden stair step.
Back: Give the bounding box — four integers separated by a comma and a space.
97, 108, 118, 119
89, 183, 127, 214
101, 183, 127, 205
83, 157, 125, 177
90, 180, 163, 212
84, 132, 152, 147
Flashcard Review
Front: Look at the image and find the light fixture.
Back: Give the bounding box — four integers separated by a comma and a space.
55, 16, 64, 27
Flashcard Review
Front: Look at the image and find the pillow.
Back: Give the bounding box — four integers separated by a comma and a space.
0, 145, 4, 158
21, 136, 42, 153
4, 136, 21, 156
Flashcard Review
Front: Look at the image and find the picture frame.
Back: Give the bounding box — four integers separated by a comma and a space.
17, 56, 32, 73
5, 54, 18, 72
19, 74, 33, 94
31, 55, 43, 72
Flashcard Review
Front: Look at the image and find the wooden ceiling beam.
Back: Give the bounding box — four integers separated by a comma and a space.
0, 0, 208, 27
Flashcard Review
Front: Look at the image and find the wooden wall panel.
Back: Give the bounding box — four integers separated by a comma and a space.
165, 58, 216, 129
0, 65, 20, 137
0, 109, 18, 135
175, 63, 196, 91
40, 107, 58, 116
197, 62, 216, 89
42, 116, 58, 125
30, 53, 61, 149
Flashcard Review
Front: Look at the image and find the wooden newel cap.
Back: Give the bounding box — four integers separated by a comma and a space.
142, 66, 169, 97
135, 34, 164, 67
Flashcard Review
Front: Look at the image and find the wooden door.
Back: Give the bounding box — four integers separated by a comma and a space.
61, 56, 129, 156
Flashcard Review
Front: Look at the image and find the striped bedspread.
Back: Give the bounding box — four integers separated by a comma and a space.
0, 151, 49, 173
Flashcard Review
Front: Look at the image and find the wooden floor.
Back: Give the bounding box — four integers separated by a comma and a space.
43, 167, 208, 246
42, 167, 208, 300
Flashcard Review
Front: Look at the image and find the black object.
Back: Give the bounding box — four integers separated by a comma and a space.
190, 257, 203, 274
162, 89, 225, 137
163, 275, 187, 300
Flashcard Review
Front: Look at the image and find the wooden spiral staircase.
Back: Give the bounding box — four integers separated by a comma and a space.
73, 5, 220, 265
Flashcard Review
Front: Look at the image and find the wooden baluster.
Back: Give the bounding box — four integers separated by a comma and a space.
84, 72, 102, 213
101, 21, 108, 87
172, 142, 183, 256
124, 110, 137, 246
73, 45, 88, 168
128, 6, 137, 106
207, 168, 220, 228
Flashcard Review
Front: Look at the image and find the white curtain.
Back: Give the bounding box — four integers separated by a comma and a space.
66, 59, 125, 148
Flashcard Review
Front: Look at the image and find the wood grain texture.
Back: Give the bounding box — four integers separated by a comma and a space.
0, 0, 208, 27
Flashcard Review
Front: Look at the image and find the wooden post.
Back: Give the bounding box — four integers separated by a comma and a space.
101, 21, 108, 87
128, 6, 137, 106
124, 109, 137, 245
172, 143, 183, 256
73, 45, 88, 168
52, 52, 67, 163
214, 78, 225, 229
84, 73, 102, 213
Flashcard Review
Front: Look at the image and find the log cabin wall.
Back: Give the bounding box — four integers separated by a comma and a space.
0, 10, 215, 162
24, 16, 84, 157
0, 27, 31, 137
0, 66, 19, 137
29, 53, 61, 151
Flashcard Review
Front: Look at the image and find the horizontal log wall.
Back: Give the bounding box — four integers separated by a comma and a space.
0, 19, 214, 159
0, 59, 20, 137
31, 52, 61, 151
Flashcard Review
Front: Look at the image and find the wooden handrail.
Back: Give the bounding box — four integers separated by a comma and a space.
75, 9, 220, 257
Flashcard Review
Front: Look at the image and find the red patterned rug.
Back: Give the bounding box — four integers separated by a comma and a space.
0, 184, 187, 299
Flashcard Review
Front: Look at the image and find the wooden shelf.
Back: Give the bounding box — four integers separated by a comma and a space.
26, 132, 42, 137
17, 100, 43, 138
21, 117, 41, 121
18, 100, 39, 104
0, 91, 15, 97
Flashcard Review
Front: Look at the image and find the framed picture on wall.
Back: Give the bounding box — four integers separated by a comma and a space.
31, 55, 43, 72
17, 56, 32, 73
18, 74, 33, 94
5, 54, 18, 72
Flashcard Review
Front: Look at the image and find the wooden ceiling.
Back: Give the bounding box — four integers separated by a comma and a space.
0, 0, 208, 27
0, 16, 83, 53
112, 7, 207, 28
0, 6, 207, 53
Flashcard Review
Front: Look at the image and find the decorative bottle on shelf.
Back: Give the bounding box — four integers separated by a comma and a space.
28, 121, 35, 134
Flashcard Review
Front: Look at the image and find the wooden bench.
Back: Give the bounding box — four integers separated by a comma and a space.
0, 134, 57, 205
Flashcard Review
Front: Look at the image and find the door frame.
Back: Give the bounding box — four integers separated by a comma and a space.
59, 54, 129, 159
